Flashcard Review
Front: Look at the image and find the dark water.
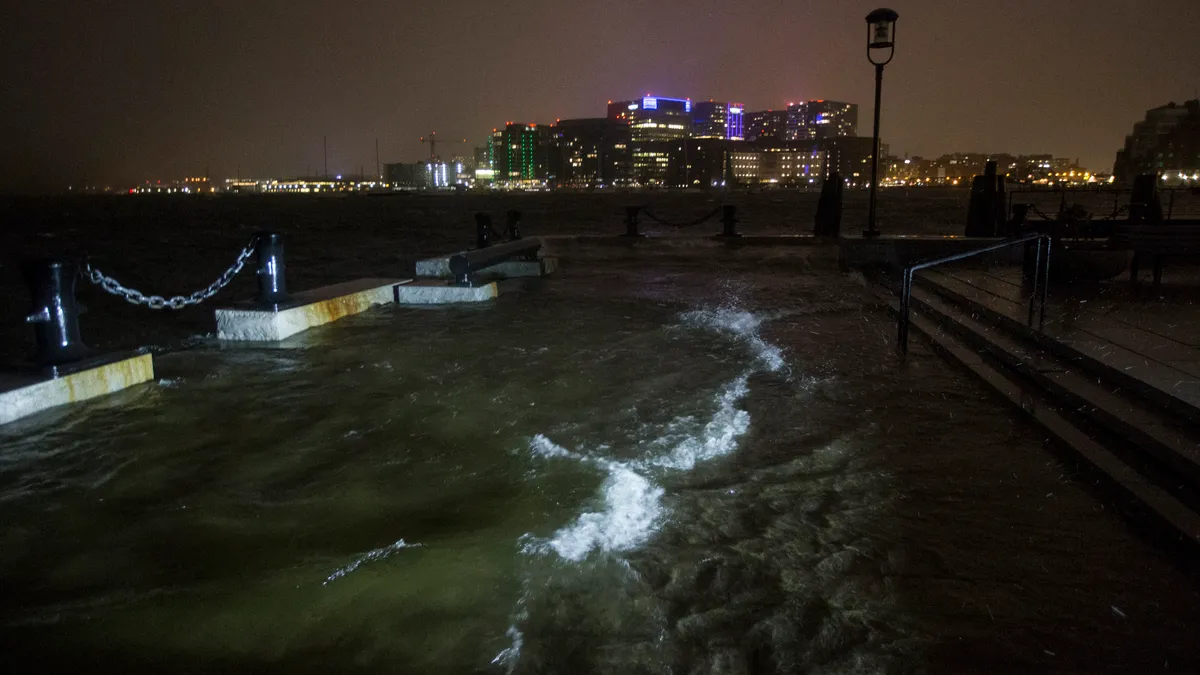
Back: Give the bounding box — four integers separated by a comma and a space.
2, 242, 1199, 674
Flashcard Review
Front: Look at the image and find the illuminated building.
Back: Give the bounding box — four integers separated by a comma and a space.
820, 137, 879, 187
384, 161, 466, 189
552, 118, 631, 187
1114, 99, 1200, 185
731, 149, 826, 185
693, 101, 745, 141
607, 95, 693, 142
786, 100, 859, 141
606, 96, 694, 184
745, 110, 787, 142
492, 122, 554, 185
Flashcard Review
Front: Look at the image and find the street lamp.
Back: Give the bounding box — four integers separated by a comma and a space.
864, 7, 898, 238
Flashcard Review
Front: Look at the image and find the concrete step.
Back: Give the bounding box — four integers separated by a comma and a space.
910, 284, 1200, 502
915, 269, 1200, 426
879, 290, 1200, 559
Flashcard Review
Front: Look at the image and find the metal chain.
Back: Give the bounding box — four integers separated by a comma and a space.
81, 236, 258, 310
641, 206, 724, 228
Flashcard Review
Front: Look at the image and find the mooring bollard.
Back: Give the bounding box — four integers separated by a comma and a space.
255, 232, 288, 305
814, 172, 844, 236
506, 210, 522, 241
720, 205, 740, 237
623, 206, 643, 237
475, 213, 493, 249
23, 259, 89, 365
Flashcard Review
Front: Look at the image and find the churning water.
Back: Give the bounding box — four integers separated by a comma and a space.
2, 242, 1199, 674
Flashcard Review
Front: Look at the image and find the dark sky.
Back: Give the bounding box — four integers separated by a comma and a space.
3, 0, 1198, 191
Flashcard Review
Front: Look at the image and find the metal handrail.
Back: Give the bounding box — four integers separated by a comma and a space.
898, 233, 1052, 353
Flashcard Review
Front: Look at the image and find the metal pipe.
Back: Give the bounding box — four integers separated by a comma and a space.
897, 233, 1051, 353
1028, 238, 1042, 327
865, 62, 884, 237
449, 238, 542, 286
254, 232, 288, 305
1039, 238, 1051, 328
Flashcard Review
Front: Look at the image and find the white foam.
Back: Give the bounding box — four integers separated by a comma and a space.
528, 434, 578, 461
491, 622, 524, 673
650, 374, 751, 471
528, 462, 664, 563
682, 308, 786, 372
323, 539, 422, 585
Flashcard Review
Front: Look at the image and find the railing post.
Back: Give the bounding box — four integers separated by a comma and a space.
255, 232, 288, 305
475, 213, 492, 248
23, 259, 90, 365
1039, 237, 1051, 328
899, 268, 912, 353
623, 206, 642, 237
1028, 237, 1043, 327
720, 205, 740, 237
505, 210, 522, 241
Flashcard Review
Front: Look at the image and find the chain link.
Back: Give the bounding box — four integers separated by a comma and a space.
81, 236, 258, 310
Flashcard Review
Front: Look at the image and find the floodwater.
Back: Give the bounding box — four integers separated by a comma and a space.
2, 240, 1199, 674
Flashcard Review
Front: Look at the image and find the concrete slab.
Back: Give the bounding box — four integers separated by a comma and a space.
216, 278, 408, 342
0, 352, 154, 426
393, 280, 498, 304
415, 254, 557, 280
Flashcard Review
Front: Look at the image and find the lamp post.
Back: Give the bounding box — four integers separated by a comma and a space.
864, 8, 898, 238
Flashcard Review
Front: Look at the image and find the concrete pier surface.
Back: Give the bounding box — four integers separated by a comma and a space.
0, 352, 154, 426
216, 278, 409, 341
393, 279, 498, 304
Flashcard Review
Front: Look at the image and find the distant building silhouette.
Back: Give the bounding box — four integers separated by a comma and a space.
744, 110, 788, 142
1113, 100, 1200, 185
551, 118, 631, 187
786, 101, 858, 141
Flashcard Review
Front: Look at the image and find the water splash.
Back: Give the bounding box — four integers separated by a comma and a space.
323, 539, 422, 585
682, 308, 786, 373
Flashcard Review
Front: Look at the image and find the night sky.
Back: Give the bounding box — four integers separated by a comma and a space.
2, 0, 1198, 192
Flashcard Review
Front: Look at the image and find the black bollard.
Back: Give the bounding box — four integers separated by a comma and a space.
255, 232, 288, 305
623, 206, 643, 237
23, 259, 89, 366
505, 210, 522, 241
965, 161, 1003, 237
814, 172, 844, 236
1129, 174, 1164, 223
475, 213, 493, 248
720, 205, 740, 237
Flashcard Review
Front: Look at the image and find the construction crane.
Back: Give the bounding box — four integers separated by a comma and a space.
419, 131, 467, 162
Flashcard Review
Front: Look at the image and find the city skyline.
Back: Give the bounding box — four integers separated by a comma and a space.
2, 0, 1198, 192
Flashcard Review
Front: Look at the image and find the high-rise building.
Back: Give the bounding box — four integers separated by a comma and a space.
786, 100, 859, 141
745, 110, 788, 142
551, 117, 632, 187
693, 101, 745, 141
491, 123, 553, 185
607, 95, 693, 142
1114, 100, 1200, 184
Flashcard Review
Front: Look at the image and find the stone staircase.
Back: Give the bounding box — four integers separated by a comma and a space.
885, 266, 1200, 559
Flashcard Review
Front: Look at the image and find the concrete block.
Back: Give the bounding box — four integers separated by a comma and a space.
216, 278, 408, 342
0, 352, 154, 426
393, 280, 498, 304
416, 254, 557, 280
